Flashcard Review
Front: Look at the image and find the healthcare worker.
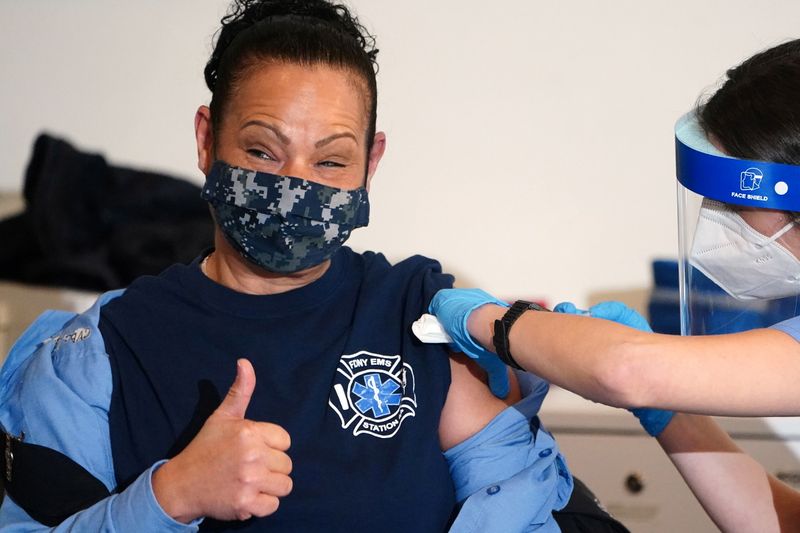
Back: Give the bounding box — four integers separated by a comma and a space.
428, 38, 800, 532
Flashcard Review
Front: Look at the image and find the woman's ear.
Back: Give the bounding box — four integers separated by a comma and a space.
195, 106, 214, 174
365, 131, 386, 191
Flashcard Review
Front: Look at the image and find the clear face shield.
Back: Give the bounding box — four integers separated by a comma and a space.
676, 112, 800, 335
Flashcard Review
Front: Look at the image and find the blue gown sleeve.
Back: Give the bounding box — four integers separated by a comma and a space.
446, 371, 574, 533
0, 291, 200, 532
771, 314, 800, 342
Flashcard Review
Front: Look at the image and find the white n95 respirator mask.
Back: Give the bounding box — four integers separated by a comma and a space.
690, 199, 800, 300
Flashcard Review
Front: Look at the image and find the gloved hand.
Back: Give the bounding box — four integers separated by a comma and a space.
428, 288, 511, 398
554, 300, 675, 437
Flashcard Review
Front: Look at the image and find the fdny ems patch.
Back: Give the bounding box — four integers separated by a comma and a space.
328, 351, 417, 438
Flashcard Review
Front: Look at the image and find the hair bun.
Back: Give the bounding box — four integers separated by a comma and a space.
205, 0, 377, 92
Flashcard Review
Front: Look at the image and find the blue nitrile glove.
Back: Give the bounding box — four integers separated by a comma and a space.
428, 288, 511, 399
555, 300, 675, 437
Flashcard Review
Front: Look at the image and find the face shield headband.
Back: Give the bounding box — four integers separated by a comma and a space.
675, 111, 800, 210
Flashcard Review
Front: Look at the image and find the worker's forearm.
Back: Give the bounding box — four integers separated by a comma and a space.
657, 414, 781, 533
467, 303, 800, 415
464, 302, 800, 529
467, 304, 651, 406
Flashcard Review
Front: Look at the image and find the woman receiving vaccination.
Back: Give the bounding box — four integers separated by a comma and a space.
0, 1, 595, 532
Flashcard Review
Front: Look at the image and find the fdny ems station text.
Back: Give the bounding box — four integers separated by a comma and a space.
346, 357, 394, 370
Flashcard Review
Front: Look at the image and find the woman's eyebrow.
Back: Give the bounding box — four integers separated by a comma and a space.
241, 120, 291, 145
315, 132, 358, 148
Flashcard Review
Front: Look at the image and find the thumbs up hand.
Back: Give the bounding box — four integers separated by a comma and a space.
153, 359, 293, 523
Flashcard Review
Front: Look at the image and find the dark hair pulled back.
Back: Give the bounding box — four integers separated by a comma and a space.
205, 0, 379, 145
700, 39, 800, 166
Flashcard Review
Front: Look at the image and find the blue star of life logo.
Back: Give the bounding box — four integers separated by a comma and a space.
328, 351, 417, 439
352, 373, 402, 417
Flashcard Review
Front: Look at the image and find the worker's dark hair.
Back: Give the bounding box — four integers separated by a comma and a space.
700, 39, 800, 165
205, 0, 379, 146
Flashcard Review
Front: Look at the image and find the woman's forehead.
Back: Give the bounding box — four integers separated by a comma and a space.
224, 62, 370, 134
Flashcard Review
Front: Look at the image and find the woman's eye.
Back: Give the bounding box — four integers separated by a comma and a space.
247, 149, 274, 161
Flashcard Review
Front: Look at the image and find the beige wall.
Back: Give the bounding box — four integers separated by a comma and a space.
2, 1, 799, 306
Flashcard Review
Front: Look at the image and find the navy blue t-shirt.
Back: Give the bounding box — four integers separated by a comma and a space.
100, 247, 456, 531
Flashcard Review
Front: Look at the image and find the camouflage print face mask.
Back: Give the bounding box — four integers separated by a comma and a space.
201, 161, 370, 273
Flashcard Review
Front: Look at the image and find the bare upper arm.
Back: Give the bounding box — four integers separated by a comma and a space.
769, 475, 800, 531
631, 328, 800, 416
438, 353, 521, 451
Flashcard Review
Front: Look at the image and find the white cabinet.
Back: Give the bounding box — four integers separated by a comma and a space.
540, 387, 800, 532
